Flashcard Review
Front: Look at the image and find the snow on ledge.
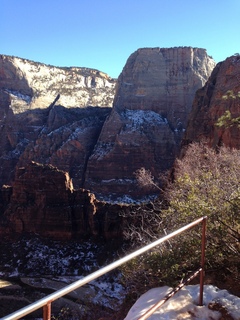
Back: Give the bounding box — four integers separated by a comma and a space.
124, 285, 240, 320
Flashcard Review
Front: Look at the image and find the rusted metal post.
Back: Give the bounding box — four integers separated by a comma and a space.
43, 302, 51, 320
199, 216, 207, 306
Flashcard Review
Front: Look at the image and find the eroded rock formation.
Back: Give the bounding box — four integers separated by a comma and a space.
85, 47, 215, 200
183, 54, 240, 149
0, 162, 125, 239
0, 54, 116, 112
0, 55, 115, 187
0, 48, 216, 204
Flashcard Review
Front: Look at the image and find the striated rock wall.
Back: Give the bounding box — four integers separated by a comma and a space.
114, 47, 215, 128
0, 162, 124, 240
85, 47, 215, 200
183, 54, 240, 149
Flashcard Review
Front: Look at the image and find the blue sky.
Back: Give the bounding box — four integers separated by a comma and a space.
1, 0, 239, 78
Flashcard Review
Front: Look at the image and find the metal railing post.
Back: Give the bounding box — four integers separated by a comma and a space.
43, 302, 51, 320
199, 216, 207, 306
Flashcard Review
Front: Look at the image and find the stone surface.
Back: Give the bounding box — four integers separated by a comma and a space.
0, 55, 115, 188
0, 54, 116, 113
114, 47, 215, 128
17, 105, 111, 188
0, 162, 124, 239
85, 47, 215, 200
0, 49, 216, 203
183, 54, 240, 149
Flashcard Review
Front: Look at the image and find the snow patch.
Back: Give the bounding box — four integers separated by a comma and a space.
122, 109, 167, 129
4, 89, 32, 104
95, 192, 157, 204
125, 285, 240, 320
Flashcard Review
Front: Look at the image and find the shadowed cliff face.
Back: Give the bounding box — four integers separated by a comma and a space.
0, 162, 125, 240
85, 47, 215, 201
0, 103, 111, 188
183, 55, 240, 149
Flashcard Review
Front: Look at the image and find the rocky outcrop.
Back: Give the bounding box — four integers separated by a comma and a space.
0, 162, 124, 239
114, 47, 215, 128
182, 54, 240, 149
85, 47, 215, 200
17, 105, 111, 188
0, 54, 115, 187
0, 102, 111, 187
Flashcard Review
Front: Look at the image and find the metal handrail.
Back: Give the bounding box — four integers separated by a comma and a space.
138, 216, 207, 320
2, 216, 207, 320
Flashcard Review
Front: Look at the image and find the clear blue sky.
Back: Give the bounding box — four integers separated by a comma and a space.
1, 0, 239, 78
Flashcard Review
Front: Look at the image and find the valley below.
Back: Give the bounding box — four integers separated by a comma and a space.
0, 236, 127, 319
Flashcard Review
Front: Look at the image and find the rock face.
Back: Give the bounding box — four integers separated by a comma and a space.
0, 162, 124, 239
85, 47, 215, 200
0, 49, 216, 204
0, 55, 115, 187
183, 54, 240, 149
0, 54, 116, 113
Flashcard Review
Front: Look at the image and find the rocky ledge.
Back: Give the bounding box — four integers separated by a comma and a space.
0, 161, 129, 240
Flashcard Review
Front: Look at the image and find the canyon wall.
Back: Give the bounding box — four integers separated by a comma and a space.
0, 162, 125, 240
183, 54, 240, 149
0, 49, 215, 202
0, 54, 116, 112
0, 55, 116, 187
85, 47, 215, 200
0, 50, 239, 239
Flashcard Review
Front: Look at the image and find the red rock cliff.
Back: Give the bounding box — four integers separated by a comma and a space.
183, 54, 240, 149
0, 162, 124, 240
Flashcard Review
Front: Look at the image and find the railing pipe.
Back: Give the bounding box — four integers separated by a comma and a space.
2, 216, 207, 320
199, 216, 207, 306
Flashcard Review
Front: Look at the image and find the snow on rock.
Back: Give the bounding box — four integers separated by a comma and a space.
124, 285, 240, 320
0, 55, 116, 113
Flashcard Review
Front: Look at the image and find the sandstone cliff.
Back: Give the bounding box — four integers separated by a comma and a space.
183, 54, 240, 149
0, 162, 125, 240
0, 49, 216, 203
0, 54, 116, 112
85, 47, 215, 200
0, 55, 115, 187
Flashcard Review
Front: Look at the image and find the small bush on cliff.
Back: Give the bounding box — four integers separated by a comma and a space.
216, 110, 240, 128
